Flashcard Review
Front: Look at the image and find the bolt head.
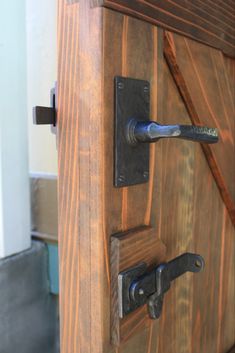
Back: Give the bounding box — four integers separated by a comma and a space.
118, 175, 125, 183
117, 82, 124, 90
144, 85, 149, 93
143, 171, 149, 179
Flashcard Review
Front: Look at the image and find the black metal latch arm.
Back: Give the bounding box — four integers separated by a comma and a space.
118, 253, 205, 320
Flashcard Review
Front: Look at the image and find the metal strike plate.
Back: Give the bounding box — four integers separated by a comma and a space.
33, 85, 57, 129
114, 76, 150, 187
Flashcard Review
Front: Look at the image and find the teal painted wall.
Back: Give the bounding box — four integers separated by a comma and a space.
47, 244, 59, 295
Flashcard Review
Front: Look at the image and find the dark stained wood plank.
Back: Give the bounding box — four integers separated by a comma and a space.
156, 61, 235, 353
218, 215, 235, 352
162, 40, 235, 353
110, 226, 166, 345
192, 146, 229, 352
58, 2, 235, 352
119, 16, 155, 230
58, 1, 107, 352
102, 10, 165, 352
205, 0, 235, 18
156, 61, 196, 353
191, 144, 226, 353
58, 5, 164, 352
92, 0, 235, 58
190, 144, 235, 353
164, 31, 235, 226
224, 55, 235, 113
187, 0, 234, 31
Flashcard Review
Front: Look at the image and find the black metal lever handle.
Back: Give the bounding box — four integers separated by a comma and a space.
127, 119, 218, 145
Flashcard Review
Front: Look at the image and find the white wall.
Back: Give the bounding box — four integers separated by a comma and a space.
26, 0, 58, 175
0, 0, 31, 257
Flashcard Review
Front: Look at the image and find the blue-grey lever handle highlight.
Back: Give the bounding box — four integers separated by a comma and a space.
127, 120, 218, 145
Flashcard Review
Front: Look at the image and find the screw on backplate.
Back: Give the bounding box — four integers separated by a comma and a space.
144, 85, 149, 93
138, 288, 144, 296
143, 171, 149, 179
118, 175, 125, 183
118, 82, 124, 90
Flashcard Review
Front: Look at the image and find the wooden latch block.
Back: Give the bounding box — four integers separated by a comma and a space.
110, 226, 166, 346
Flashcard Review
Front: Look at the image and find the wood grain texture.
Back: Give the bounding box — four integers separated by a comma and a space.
191, 148, 235, 353
110, 226, 166, 345
164, 31, 235, 226
92, 0, 235, 58
156, 61, 235, 353
57, 3, 235, 352
102, 11, 164, 352
58, 1, 105, 352
156, 62, 196, 353
58, 4, 164, 353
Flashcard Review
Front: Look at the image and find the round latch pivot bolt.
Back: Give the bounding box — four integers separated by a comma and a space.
143, 171, 149, 179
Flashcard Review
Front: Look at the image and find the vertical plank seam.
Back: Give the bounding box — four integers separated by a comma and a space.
102, 10, 111, 289
67, 6, 80, 352
216, 207, 227, 353
144, 26, 158, 226
58, 3, 72, 352
210, 49, 232, 132
61, 8, 77, 349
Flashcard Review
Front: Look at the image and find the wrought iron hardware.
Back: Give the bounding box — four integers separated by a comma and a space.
114, 76, 219, 187
118, 253, 205, 319
127, 120, 218, 145
33, 85, 57, 127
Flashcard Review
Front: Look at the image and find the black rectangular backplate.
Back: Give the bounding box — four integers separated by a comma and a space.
114, 76, 150, 187
118, 262, 147, 318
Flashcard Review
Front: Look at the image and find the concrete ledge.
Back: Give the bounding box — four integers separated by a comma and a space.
0, 241, 59, 353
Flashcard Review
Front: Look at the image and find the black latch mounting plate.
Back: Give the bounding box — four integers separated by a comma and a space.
114, 76, 150, 187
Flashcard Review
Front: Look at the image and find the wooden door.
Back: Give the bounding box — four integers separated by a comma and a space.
57, 1, 235, 353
